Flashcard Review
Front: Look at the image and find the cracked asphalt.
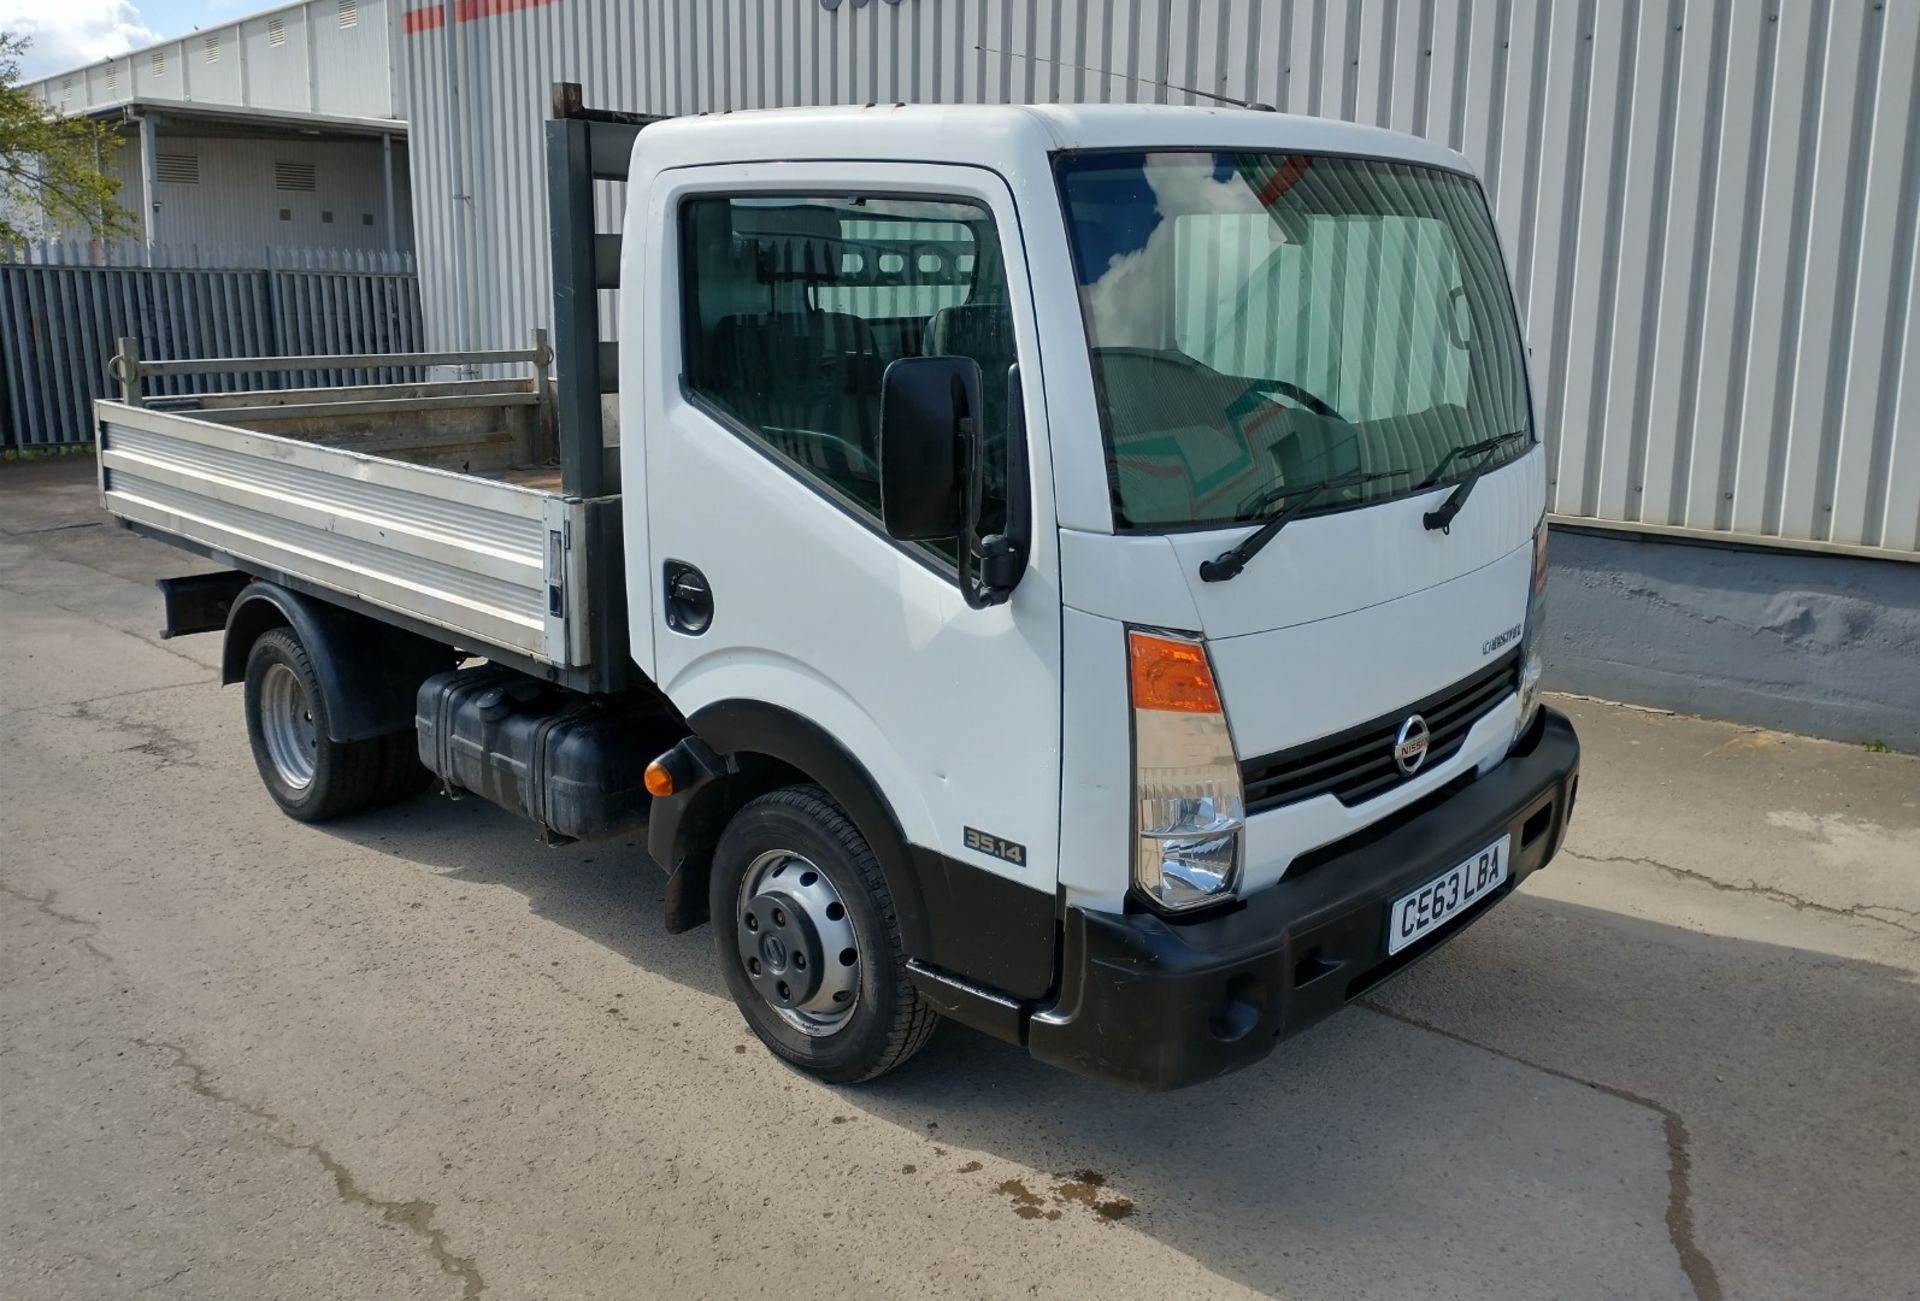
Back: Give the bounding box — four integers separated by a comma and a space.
4, 457, 1918, 1301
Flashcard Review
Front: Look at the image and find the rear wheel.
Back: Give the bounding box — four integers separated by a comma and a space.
372, 729, 435, 806
243, 628, 382, 822
711, 785, 937, 1084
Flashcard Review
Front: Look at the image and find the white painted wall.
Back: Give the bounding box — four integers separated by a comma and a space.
81, 133, 413, 257
145, 135, 412, 255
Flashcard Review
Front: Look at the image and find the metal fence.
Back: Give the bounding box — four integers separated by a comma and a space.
1, 243, 426, 450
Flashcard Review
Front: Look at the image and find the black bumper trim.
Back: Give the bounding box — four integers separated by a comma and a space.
1026, 708, 1581, 1090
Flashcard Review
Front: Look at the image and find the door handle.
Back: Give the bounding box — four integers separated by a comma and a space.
663, 560, 713, 635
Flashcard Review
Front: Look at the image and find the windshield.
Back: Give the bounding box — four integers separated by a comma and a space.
1056, 151, 1532, 531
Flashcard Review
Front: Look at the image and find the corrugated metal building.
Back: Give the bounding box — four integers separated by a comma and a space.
399, 0, 1917, 563
38, 0, 402, 120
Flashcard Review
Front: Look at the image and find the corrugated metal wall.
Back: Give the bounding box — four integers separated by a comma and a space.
402, 0, 1918, 555
30, 0, 402, 121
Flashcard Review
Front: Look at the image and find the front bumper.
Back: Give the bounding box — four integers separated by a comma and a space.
1027, 707, 1580, 1090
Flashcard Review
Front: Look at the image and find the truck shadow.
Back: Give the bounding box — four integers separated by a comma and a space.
342, 790, 732, 1001
336, 794, 1919, 1301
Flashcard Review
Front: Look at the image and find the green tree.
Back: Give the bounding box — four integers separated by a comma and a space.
1, 33, 135, 245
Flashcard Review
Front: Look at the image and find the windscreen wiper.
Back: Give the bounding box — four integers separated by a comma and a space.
1199, 467, 1410, 583
1418, 429, 1531, 533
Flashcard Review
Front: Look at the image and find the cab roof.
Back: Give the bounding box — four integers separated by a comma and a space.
633, 102, 1476, 180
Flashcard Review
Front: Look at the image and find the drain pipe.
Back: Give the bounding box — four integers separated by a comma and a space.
133, 108, 158, 254
441, 0, 475, 368
380, 131, 397, 256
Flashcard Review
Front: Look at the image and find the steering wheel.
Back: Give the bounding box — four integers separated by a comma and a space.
1092, 347, 1345, 421
1238, 375, 1343, 421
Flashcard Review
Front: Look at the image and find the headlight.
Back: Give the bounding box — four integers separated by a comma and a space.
1515, 520, 1548, 737
1516, 651, 1544, 732
1128, 629, 1244, 913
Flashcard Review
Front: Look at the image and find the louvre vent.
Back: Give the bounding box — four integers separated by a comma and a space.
338, 0, 359, 28
155, 154, 200, 185
274, 160, 317, 192
61, 77, 73, 102
205, 34, 221, 63
150, 49, 165, 76
106, 64, 118, 91
268, 15, 287, 46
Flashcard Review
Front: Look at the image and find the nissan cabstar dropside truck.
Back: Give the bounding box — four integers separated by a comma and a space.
97, 90, 1580, 1090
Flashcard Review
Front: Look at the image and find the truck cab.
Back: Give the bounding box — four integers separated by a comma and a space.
622, 104, 1577, 1087
103, 99, 1578, 1090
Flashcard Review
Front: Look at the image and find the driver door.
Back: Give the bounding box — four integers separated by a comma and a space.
633, 161, 1063, 998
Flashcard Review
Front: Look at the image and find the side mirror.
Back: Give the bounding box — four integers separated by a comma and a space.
879, 356, 983, 543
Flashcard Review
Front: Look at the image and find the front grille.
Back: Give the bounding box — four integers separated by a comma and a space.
1240, 651, 1519, 815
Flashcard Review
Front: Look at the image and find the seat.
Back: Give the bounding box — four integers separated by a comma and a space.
707, 310, 885, 498
926, 303, 1012, 367
926, 304, 1017, 520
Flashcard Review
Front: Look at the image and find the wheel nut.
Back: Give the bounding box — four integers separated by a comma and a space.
745, 914, 759, 932
772, 908, 787, 927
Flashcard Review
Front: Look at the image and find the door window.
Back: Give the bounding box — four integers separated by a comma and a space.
680, 194, 1016, 540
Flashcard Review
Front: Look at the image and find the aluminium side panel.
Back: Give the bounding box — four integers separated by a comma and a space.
95, 400, 570, 664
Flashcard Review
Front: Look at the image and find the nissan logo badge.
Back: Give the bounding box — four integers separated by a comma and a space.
1393, 714, 1431, 775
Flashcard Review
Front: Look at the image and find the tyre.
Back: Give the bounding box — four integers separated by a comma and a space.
711, 785, 938, 1084
371, 729, 435, 807
242, 628, 383, 822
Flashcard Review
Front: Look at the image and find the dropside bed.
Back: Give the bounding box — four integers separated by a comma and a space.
96, 357, 630, 693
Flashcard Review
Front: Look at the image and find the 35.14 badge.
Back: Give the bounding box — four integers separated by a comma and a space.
964, 826, 1026, 866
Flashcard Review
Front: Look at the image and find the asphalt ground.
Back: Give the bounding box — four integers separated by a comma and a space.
3, 457, 1916, 1300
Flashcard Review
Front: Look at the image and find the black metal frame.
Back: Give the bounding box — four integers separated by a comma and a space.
539, 83, 673, 694
545, 81, 667, 499
155, 570, 252, 640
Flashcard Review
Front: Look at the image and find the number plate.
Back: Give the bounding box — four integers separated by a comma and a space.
1386, 836, 1510, 955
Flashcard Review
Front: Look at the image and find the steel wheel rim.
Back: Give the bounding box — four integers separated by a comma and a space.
259, 662, 318, 791
736, 849, 860, 1037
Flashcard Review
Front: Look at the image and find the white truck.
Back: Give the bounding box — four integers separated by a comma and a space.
97, 89, 1579, 1089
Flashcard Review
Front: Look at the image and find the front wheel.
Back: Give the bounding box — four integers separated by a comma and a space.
711, 785, 937, 1084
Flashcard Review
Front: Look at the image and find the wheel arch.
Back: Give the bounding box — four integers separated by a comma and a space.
222, 581, 454, 742
648, 699, 931, 960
